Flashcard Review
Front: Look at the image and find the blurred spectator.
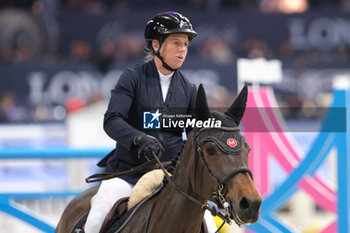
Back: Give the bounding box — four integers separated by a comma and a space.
0, 40, 38, 64
335, 46, 350, 63
278, 41, 294, 62
0, 0, 36, 9
14, 45, 31, 62
0, 92, 26, 122
61, 0, 87, 11
308, 0, 341, 8
31, 0, 60, 61
188, 0, 205, 8
199, 36, 235, 64
32, 104, 50, 121
0, 93, 12, 122
243, 39, 272, 59
207, 85, 235, 109
110, 0, 130, 11
222, 0, 258, 9
1, 0, 345, 12
301, 100, 317, 118
87, 92, 104, 105
286, 94, 302, 119
0, 45, 14, 63
0, 9, 46, 63
61, 0, 109, 13
81, 0, 106, 14
114, 35, 143, 62
341, 0, 350, 10
69, 40, 92, 62
96, 39, 116, 73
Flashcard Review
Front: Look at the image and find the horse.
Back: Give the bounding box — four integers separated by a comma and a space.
55, 84, 262, 233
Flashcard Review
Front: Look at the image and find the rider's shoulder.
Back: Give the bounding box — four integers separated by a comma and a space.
119, 63, 145, 82
122, 61, 153, 77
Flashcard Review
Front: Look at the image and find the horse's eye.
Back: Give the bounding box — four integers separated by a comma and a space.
205, 145, 217, 156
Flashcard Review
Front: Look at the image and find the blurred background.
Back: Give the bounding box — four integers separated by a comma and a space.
0, 0, 349, 232
2, 0, 350, 123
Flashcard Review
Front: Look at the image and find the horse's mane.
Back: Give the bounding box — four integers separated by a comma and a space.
166, 142, 184, 174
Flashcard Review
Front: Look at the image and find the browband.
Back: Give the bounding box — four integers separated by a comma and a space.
194, 127, 245, 155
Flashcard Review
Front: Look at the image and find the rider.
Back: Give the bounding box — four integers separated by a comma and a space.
84, 11, 217, 233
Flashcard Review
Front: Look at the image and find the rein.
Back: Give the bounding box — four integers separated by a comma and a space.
151, 151, 204, 207
85, 158, 172, 183
151, 151, 226, 233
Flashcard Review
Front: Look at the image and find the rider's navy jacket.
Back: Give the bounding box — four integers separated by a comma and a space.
101, 60, 197, 184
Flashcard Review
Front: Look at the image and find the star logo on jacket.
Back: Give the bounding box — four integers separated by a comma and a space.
143, 110, 162, 129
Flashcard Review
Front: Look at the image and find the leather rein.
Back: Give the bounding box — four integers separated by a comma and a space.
85, 158, 172, 183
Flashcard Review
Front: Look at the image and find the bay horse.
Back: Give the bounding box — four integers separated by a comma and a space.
56, 84, 262, 233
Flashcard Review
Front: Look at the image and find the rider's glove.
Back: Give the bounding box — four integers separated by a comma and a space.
133, 133, 164, 160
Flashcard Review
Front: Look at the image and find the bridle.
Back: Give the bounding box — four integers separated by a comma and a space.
153, 126, 253, 229
192, 127, 253, 185
193, 126, 253, 223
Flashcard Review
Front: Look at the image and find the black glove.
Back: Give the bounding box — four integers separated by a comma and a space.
133, 133, 164, 160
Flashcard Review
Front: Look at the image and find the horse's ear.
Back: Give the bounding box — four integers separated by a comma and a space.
225, 85, 248, 125
195, 84, 211, 121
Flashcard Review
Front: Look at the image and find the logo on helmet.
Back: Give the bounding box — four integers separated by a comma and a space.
227, 138, 237, 148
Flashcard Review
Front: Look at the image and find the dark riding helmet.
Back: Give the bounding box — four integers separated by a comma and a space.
145, 11, 197, 43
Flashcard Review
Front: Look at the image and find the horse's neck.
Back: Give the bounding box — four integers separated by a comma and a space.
172, 139, 207, 200
172, 139, 213, 202
150, 143, 205, 232
153, 183, 204, 232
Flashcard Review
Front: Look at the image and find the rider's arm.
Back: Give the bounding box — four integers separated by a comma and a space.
103, 68, 140, 149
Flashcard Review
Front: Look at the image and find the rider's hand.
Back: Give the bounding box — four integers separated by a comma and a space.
133, 133, 164, 160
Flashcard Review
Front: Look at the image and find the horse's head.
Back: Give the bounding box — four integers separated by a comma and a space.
190, 84, 261, 226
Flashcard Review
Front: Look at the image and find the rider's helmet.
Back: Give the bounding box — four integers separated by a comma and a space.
145, 11, 197, 43
144, 12, 197, 71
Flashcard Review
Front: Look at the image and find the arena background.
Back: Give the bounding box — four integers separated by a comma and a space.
0, 0, 350, 232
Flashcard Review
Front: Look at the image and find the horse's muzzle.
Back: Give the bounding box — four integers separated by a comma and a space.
230, 195, 262, 225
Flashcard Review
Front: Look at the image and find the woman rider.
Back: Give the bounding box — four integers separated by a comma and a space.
85, 11, 217, 233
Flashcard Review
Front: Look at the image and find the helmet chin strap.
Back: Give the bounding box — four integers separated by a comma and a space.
155, 41, 176, 72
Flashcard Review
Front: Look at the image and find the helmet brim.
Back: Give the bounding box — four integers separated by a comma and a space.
163, 29, 197, 40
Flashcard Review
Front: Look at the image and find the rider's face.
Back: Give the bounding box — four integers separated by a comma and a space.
153, 34, 189, 73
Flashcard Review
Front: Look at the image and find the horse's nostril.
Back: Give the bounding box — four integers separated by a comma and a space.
239, 197, 250, 210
